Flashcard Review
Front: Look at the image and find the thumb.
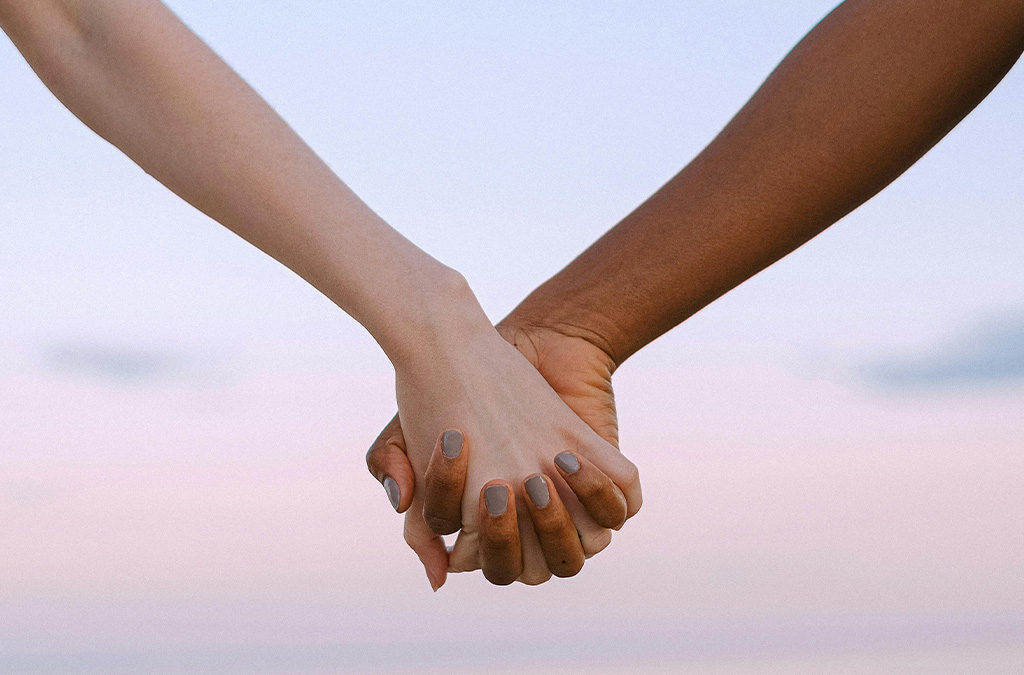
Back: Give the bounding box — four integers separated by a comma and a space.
404, 503, 449, 591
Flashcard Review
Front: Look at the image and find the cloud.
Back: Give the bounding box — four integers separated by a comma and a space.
863, 313, 1024, 389
40, 342, 209, 383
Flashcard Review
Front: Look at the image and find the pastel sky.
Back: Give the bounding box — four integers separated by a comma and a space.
1, 1, 1022, 673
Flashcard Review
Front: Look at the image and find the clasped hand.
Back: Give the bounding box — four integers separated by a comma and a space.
367, 310, 642, 589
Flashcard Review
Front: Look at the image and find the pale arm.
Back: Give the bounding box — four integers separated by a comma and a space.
0, 0, 637, 585
0, 0, 470, 359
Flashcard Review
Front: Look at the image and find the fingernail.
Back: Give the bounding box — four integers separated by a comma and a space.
442, 430, 463, 459
383, 477, 400, 511
426, 568, 442, 592
484, 485, 508, 516
554, 452, 580, 474
525, 475, 550, 508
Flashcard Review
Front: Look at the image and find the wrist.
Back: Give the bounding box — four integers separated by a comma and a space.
376, 266, 496, 371
501, 288, 630, 369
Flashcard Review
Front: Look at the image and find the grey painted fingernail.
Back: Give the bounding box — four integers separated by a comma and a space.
383, 477, 400, 511
442, 430, 463, 458
525, 475, 550, 508
484, 485, 508, 516
554, 452, 580, 474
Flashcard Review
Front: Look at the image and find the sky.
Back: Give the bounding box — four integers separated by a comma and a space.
1, 1, 1022, 673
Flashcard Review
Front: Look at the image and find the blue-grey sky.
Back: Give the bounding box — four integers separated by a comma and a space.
1, 2, 1022, 673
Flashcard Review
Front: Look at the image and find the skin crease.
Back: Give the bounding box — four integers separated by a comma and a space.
0, 0, 641, 586
369, 0, 1024, 586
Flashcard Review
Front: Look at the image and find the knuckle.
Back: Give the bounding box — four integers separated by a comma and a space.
403, 524, 425, 549
628, 490, 644, 518
574, 476, 604, 499
480, 533, 518, 553
598, 510, 627, 531
581, 528, 612, 557
364, 446, 382, 477
425, 471, 462, 493
588, 506, 623, 530
449, 557, 479, 574
365, 440, 398, 476
620, 460, 641, 488
447, 533, 480, 573
517, 569, 552, 586
533, 518, 569, 537
422, 497, 459, 516
590, 487, 628, 528
366, 416, 404, 466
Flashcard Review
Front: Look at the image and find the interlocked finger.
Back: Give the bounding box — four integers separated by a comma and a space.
522, 473, 585, 578
553, 451, 628, 529
477, 481, 523, 585
422, 429, 468, 535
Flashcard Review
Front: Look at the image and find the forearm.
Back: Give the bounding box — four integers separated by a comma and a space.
0, 0, 479, 362
509, 0, 1024, 366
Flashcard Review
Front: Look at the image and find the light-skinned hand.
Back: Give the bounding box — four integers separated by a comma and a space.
368, 321, 642, 588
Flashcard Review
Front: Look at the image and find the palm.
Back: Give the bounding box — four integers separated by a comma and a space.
497, 324, 619, 449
